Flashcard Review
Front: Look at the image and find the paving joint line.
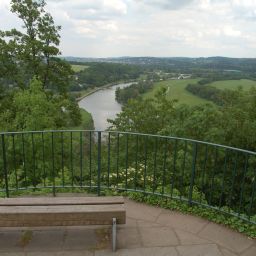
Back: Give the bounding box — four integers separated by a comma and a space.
217, 244, 239, 256
172, 228, 182, 246
135, 220, 144, 248
154, 208, 165, 223
195, 220, 210, 235
238, 242, 255, 256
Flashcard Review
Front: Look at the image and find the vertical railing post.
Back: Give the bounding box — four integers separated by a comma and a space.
107, 133, 111, 188
80, 131, 83, 188
2, 134, 9, 198
89, 131, 92, 190
51, 132, 56, 197
125, 133, 129, 191
188, 142, 197, 206
12, 134, 18, 190
70, 132, 74, 188
31, 133, 36, 189
97, 131, 101, 196
42, 132, 46, 187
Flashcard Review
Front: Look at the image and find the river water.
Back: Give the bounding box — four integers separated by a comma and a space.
79, 82, 133, 131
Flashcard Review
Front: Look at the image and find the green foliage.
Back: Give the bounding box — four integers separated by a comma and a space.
0, 78, 81, 131
0, 0, 73, 92
186, 79, 256, 106
109, 87, 177, 134
115, 81, 153, 105
109, 86, 256, 151
71, 65, 89, 72
186, 82, 223, 105
0, 0, 82, 132
11, 78, 58, 130
107, 165, 155, 190
70, 109, 94, 130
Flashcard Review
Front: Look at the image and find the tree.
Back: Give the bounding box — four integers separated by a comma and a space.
108, 87, 177, 134
0, 78, 82, 131
0, 0, 73, 92
0, 0, 82, 131
1, 78, 57, 131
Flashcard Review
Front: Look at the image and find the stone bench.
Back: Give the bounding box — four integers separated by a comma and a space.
0, 196, 126, 251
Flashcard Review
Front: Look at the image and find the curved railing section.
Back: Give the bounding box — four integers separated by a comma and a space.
0, 130, 256, 224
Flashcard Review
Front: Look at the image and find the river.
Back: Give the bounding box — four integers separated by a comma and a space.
79, 82, 133, 131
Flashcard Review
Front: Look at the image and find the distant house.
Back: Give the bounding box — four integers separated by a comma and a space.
178, 74, 192, 79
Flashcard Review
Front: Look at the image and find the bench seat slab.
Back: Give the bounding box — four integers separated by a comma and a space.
0, 199, 126, 227
0, 196, 124, 206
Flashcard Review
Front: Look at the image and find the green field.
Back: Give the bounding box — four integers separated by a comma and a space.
71, 65, 89, 72
143, 79, 211, 106
208, 79, 256, 90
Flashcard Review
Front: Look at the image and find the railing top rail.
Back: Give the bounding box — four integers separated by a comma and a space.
0, 130, 255, 156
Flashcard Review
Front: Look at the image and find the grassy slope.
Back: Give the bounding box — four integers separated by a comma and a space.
209, 79, 256, 90
70, 108, 94, 130
71, 65, 89, 72
143, 79, 211, 106
79, 109, 94, 130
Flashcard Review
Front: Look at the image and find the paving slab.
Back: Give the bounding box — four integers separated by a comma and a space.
139, 227, 179, 247
177, 244, 222, 256
125, 217, 137, 228
174, 229, 211, 245
117, 227, 142, 249
198, 222, 254, 253
56, 251, 94, 256
240, 246, 256, 256
26, 253, 58, 256
95, 247, 178, 256
25, 230, 64, 252
125, 198, 162, 222
136, 219, 163, 228
26, 252, 93, 256
63, 227, 111, 251
0, 231, 24, 252
156, 210, 208, 234
220, 248, 239, 256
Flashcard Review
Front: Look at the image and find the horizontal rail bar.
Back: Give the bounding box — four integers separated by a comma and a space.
0, 130, 254, 155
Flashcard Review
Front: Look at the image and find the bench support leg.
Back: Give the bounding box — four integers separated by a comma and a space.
112, 218, 117, 252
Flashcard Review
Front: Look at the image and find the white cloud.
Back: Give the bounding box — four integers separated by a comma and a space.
0, 0, 9, 8
223, 26, 241, 37
1, 0, 256, 57
47, 0, 127, 20
103, 0, 127, 15
136, 0, 195, 10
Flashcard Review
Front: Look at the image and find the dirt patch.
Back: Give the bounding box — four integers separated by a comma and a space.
18, 230, 33, 248
92, 227, 111, 250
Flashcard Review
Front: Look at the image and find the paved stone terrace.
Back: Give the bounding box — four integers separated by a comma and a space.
0, 198, 255, 256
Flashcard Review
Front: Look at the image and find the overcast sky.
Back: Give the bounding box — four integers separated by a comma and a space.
1, 0, 256, 58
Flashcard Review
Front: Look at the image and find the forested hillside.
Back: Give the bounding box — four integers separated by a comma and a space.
70, 62, 142, 92
65, 56, 256, 75
115, 81, 153, 104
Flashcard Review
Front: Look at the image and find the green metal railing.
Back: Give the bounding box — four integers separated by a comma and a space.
0, 130, 256, 224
